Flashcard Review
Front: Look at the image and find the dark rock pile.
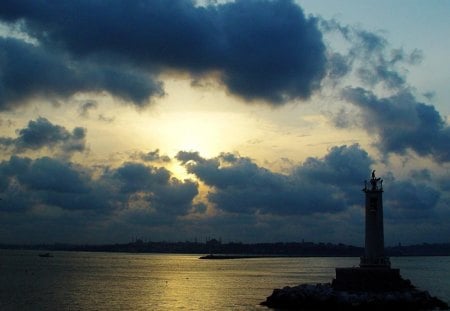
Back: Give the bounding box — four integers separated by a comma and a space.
262, 283, 449, 310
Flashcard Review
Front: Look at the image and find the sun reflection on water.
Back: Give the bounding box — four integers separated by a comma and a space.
2, 251, 449, 310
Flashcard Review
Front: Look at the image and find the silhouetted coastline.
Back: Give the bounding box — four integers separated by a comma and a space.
1, 239, 449, 257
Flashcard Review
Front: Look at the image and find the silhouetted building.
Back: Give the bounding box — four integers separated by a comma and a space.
333, 171, 410, 291
361, 170, 390, 267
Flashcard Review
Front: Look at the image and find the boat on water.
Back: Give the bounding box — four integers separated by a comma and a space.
38, 253, 53, 258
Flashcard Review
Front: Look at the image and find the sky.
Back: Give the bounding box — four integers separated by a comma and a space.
0, 0, 449, 246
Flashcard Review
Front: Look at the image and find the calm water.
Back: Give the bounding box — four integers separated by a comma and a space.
1, 250, 449, 310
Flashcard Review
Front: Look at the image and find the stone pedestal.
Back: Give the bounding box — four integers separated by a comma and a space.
332, 267, 412, 291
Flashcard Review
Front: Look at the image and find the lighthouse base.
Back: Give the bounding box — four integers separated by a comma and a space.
262, 282, 449, 310
332, 267, 412, 291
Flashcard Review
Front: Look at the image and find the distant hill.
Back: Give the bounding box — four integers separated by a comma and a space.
1, 240, 449, 257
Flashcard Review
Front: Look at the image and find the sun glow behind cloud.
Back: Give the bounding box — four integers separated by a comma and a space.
155, 110, 241, 157
1, 0, 449, 245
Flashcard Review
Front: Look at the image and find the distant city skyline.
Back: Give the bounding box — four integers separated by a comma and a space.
0, 0, 449, 245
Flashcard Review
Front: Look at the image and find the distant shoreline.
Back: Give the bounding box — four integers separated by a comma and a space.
1, 240, 449, 257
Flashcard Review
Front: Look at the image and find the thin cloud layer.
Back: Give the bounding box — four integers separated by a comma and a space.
0, 0, 326, 107
321, 19, 422, 91
78, 101, 98, 118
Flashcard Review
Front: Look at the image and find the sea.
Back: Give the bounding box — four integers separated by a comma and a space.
1, 250, 449, 310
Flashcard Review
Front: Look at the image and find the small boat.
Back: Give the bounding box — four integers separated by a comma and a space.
38, 253, 53, 258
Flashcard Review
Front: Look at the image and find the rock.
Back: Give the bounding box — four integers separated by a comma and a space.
261, 283, 449, 310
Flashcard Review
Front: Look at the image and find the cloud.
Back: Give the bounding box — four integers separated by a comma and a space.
0, 156, 101, 212
215, 0, 326, 103
177, 145, 372, 215
327, 52, 352, 82
342, 87, 450, 162
98, 114, 115, 123
0, 37, 164, 109
0, 146, 448, 244
109, 162, 199, 216
0, 155, 198, 218
176, 151, 206, 165
385, 180, 441, 222
320, 19, 422, 91
409, 169, 432, 182
113, 162, 171, 193
0, 0, 326, 106
139, 149, 171, 163
297, 144, 371, 185
78, 101, 98, 118
18, 157, 89, 193
318, 19, 450, 163
0, 117, 87, 156
172, 146, 447, 243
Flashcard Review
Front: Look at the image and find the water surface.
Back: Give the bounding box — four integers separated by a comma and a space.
1, 250, 448, 310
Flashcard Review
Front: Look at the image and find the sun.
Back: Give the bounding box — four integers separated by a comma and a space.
159, 111, 236, 157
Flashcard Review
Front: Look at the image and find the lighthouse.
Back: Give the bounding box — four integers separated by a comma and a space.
332, 170, 409, 291
360, 170, 390, 267
264, 170, 449, 310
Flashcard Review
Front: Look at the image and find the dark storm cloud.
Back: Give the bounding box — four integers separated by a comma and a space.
342, 87, 450, 162
0, 147, 448, 244
18, 157, 89, 193
216, 0, 326, 102
0, 0, 326, 106
296, 144, 371, 187
386, 180, 440, 211
0, 156, 31, 211
177, 144, 372, 215
114, 162, 171, 193
384, 179, 441, 222
0, 37, 163, 109
0, 156, 98, 211
0, 155, 198, 217
109, 162, 198, 216
0, 117, 87, 156
174, 146, 446, 243
151, 178, 198, 215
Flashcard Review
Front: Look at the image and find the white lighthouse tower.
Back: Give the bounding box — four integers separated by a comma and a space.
360, 170, 390, 267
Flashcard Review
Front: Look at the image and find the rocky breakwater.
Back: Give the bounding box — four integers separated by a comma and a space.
261, 283, 449, 310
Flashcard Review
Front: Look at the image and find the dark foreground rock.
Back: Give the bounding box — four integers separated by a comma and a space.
262, 283, 449, 310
